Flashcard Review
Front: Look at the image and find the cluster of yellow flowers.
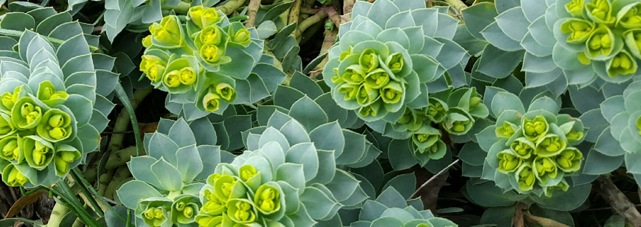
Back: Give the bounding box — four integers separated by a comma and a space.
139, 5, 254, 113
196, 165, 283, 226
0, 82, 80, 186
495, 113, 583, 193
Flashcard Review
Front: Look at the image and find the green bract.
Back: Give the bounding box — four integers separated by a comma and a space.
465, 0, 641, 94
369, 87, 489, 168
196, 111, 369, 226
323, 0, 468, 122
475, 90, 585, 196
141, 5, 286, 120
0, 5, 117, 187
116, 118, 226, 226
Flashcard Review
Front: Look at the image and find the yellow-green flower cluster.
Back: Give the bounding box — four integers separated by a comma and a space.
493, 111, 584, 193
196, 165, 283, 226
330, 47, 406, 119
0, 82, 80, 187
140, 5, 256, 113
560, 0, 641, 77
385, 87, 488, 163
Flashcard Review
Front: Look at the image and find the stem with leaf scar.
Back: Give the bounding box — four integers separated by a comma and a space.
595, 175, 641, 225
45, 202, 69, 227
444, 0, 467, 12
295, 8, 328, 38
217, 0, 248, 15
245, 0, 261, 28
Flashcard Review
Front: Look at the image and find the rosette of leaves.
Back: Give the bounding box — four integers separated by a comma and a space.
256, 72, 380, 168
116, 118, 227, 226
322, 0, 468, 123
196, 111, 369, 226
0, 5, 118, 187
331, 173, 456, 226
464, 0, 641, 93
141, 5, 285, 120
473, 88, 586, 196
350, 187, 455, 227
597, 80, 641, 184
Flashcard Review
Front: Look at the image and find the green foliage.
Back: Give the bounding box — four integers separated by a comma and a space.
197, 111, 368, 226
4, 0, 641, 226
464, 0, 641, 94
115, 118, 225, 226
473, 88, 586, 196
142, 5, 286, 120
0, 4, 117, 187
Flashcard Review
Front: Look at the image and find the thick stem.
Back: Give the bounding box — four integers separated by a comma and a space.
512, 202, 527, 227
217, 0, 248, 15
98, 172, 114, 196
343, 0, 355, 14
445, 0, 467, 13
104, 166, 132, 200
107, 86, 152, 153
46, 202, 69, 227
245, 0, 261, 27
105, 146, 137, 170
523, 211, 569, 227
163, 1, 191, 14
295, 9, 328, 38
324, 6, 341, 28
310, 26, 337, 78
288, 0, 302, 25
595, 176, 641, 225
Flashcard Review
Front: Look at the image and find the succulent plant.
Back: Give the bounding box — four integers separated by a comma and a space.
474, 89, 585, 196
141, 5, 286, 120
257, 72, 380, 168
0, 5, 118, 187
465, 0, 641, 93
597, 80, 641, 184
195, 110, 369, 226
116, 118, 227, 226
367, 87, 489, 170
75, 0, 222, 41
350, 186, 456, 227
322, 0, 468, 123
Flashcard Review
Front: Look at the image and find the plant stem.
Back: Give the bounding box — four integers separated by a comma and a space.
0, 28, 99, 52
343, 0, 356, 14
309, 24, 337, 78
245, 0, 261, 27
46, 202, 69, 227
165, 1, 191, 14
324, 6, 341, 28
295, 9, 328, 38
105, 146, 137, 170
595, 176, 641, 225
288, 0, 302, 25
444, 0, 467, 12
104, 166, 132, 200
217, 0, 247, 15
